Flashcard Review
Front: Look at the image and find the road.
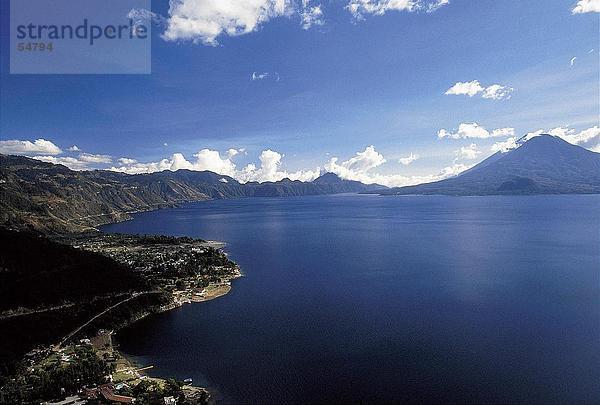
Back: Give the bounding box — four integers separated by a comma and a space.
56, 291, 154, 348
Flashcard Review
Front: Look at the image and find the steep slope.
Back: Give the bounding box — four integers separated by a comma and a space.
0, 155, 213, 232
381, 135, 600, 196
0, 155, 384, 232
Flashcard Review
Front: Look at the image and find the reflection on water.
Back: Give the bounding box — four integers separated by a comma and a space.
105, 194, 600, 404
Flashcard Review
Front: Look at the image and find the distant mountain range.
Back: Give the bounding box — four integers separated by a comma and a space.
0, 155, 383, 232
378, 135, 600, 196
2, 135, 598, 232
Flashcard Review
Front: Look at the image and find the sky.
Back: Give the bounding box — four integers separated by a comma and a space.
1, 0, 599, 186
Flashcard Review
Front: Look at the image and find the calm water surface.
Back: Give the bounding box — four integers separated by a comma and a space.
104, 194, 600, 404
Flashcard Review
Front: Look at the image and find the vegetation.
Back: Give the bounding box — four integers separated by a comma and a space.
0, 228, 143, 311
0, 227, 238, 404
0, 154, 379, 233
0, 345, 110, 404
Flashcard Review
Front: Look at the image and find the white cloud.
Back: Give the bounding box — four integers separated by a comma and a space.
490, 137, 519, 153
68, 145, 81, 152
32, 156, 90, 170
343, 145, 386, 171
301, 0, 324, 29
238, 149, 320, 182
347, 0, 449, 20
111, 148, 320, 182
323, 145, 472, 187
398, 152, 419, 165
252, 72, 269, 80
325, 148, 472, 187
118, 157, 138, 165
445, 80, 485, 97
170, 153, 194, 171
437, 162, 473, 178
572, 0, 600, 14
0, 138, 62, 155
548, 126, 600, 151
492, 125, 600, 154
162, 0, 295, 45
78, 153, 112, 164
457, 143, 481, 160
490, 127, 516, 137
252, 71, 281, 81
425, 0, 448, 12
227, 148, 240, 158
481, 84, 513, 100
193, 149, 237, 175
110, 158, 173, 174
438, 123, 515, 140
570, 56, 577, 66
445, 80, 513, 100
27, 140, 480, 189
523, 126, 600, 151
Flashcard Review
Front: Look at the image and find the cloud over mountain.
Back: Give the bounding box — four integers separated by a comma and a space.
0, 139, 62, 155
438, 123, 515, 139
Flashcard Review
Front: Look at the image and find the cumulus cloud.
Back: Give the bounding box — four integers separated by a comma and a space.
111, 159, 173, 174
445, 80, 484, 97
457, 143, 481, 160
30, 151, 113, 170
162, 0, 295, 45
323, 145, 471, 187
156, 0, 446, 44
193, 149, 237, 176
546, 126, 600, 151
438, 123, 515, 140
490, 125, 600, 154
32, 156, 91, 170
343, 145, 386, 171
445, 80, 513, 100
0, 138, 62, 155
238, 149, 320, 182
347, 0, 449, 20
111, 148, 320, 182
572, 0, 600, 13
398, 152, 419, 165
118, 157, 138, 165
68, 145, 81, 152
490, 137, 519, 153
78, 153, 113, 164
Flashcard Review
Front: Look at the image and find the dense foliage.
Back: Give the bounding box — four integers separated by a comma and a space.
0, 346, 110, 404
0, 228, 144, 311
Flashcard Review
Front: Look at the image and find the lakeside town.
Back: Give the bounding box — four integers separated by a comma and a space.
0, 231, 242, 404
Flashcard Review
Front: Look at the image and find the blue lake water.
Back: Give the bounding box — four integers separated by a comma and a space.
104, 194, 600, 404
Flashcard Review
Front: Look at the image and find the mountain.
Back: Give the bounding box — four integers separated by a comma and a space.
0, 155, 383, 232
380, 135, 600, 196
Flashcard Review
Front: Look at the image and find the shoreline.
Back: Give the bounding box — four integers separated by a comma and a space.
111, 267, 244, 401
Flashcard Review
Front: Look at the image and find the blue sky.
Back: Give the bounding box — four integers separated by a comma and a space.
1, 0, 599, 186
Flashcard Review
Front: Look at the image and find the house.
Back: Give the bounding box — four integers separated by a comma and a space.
85, 384, 135, 404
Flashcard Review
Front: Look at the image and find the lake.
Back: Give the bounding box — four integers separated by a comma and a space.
104, 194, 600, 404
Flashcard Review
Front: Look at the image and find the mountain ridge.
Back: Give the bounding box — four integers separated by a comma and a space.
378, 135, 600, 196
0, 154, 383, 233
